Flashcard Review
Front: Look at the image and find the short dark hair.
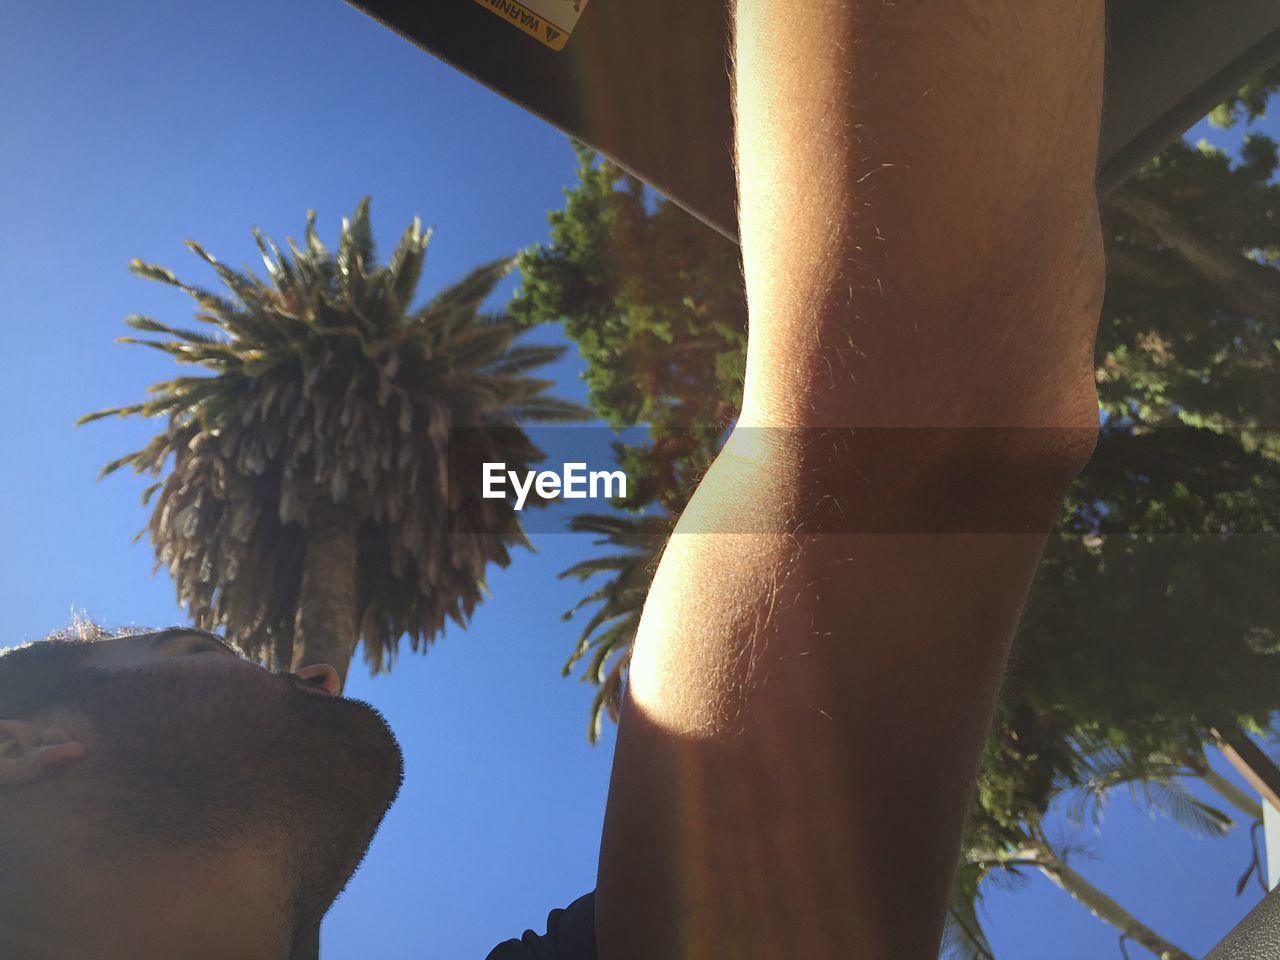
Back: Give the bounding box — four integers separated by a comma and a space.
0, 621, 121, 719
0, 641, 96, 718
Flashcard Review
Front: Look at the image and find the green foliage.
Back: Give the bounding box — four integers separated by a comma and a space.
83, 199, 587, 670
557, 512, 671, 740
511, 143, 744, 515
941, 862, 996, 960
1209, 62, 1280, 129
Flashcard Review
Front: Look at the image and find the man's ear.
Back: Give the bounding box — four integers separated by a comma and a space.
0, 719, 86, 785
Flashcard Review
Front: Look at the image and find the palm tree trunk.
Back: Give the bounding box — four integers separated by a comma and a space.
292, 500, 360, 690
1034, 850, 1196, 960
1199, 766, 1266, 824
290, 503, 358, 960
271, 628, 295, 674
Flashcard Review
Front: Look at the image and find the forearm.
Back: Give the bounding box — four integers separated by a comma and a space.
596, 2, 1106, 958
601, 470, 1055, 959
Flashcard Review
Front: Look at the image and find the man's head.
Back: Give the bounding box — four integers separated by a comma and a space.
0, 625, 403, 959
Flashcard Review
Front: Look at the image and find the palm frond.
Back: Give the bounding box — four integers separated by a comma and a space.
76, 404, 147, 426
412, 257, 515, 331
339, 196, 376, 272
1067, 737, 1234, 837
129, 258, 240, 317
1138, 779, 1235, 838
506, 396, 592, 423
253, 227, 298, 293
98, 450, 143, 478
483, 343, 569, 376
941, 862, 996, 960
386, 218, 428, 310
558, 554, 637, 581
184, 240, 264, 303
124, 315, 222, 345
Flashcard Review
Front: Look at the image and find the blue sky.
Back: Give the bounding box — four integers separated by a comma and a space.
1, 1, 1277, 956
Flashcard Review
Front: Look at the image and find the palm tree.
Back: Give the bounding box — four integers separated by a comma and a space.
952, 830, 1198, 960
945, 734, 1256, 960
81, 198, 586, 687
558, 511, 671, 740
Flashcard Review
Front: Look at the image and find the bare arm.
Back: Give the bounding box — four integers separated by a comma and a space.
596, 3, 1106, 959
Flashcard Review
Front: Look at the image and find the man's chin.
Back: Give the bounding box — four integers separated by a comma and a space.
68, 660, 406, 928
323, 692, 405, 811
287, 685, 404, 797
282, 688, 405, 920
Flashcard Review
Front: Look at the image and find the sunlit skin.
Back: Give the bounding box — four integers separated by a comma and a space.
0, 629, 396, 960
595, 3, 1106, 959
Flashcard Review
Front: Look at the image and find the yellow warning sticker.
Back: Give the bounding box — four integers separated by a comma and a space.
470, 0, 588, 52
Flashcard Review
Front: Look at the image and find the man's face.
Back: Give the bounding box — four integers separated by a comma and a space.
44, 629, 403, 931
